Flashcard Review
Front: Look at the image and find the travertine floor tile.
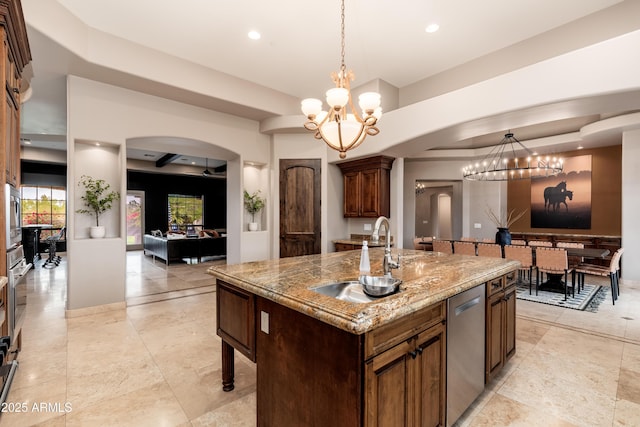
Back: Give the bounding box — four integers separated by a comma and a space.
1, 253, 638, 427
464, 393, 578, 427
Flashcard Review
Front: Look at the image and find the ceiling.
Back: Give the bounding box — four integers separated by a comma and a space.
18, 0, 639, 166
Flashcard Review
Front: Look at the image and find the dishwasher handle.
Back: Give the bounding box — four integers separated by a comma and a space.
454, 296, 481, 317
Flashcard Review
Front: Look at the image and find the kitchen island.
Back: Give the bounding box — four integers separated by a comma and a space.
208, 248, 518, 426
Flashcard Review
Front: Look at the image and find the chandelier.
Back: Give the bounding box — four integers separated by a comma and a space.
300, 0, 381, 159
462, 132, 563, 181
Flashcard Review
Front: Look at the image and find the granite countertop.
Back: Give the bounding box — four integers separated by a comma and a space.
0, 276, 6, 290
207, 249, 519, 335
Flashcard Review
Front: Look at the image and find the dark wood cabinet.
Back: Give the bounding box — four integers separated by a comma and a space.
338, 155, 394, 218
365, 320, 446, 427
485, 271, 516, 383
1, 0, 32, 349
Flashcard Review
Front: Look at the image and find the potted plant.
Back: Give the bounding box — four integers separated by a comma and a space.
244, 190, 265, 231
485, 206, 527, 246
76, 175, 121, 238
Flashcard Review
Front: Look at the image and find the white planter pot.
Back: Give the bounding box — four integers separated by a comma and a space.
90, 226, 106, 238
248, 222, 259, 231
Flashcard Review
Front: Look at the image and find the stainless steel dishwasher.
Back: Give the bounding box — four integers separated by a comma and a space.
446, 283, 486, 426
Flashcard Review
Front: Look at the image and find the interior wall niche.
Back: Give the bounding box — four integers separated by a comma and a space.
415, 180, 461, 239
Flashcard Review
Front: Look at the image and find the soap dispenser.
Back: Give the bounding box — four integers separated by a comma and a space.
359, 240, 371, 277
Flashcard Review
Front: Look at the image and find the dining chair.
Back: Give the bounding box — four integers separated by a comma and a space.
477, 243, 502, 258
556, 241, 585, 268
432, 239, 453, 254
573, 248, 624, 305
481, 238, 495, 243
460, 237, 476, 242
413, 237, 424, 250
535, 247, 574, 300
504, 245, 537, 294
510, 239, 526, 246
528, 240, 553, 247
453, 241, 476, 256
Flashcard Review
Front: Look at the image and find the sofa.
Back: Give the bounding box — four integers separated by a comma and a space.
143, 234, 226, 265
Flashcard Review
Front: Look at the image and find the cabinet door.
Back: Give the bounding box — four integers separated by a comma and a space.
415, 323, 446, 427
343, 171, 361, 217
485, 291, 504, 382
360, 168, 381, 217
365, 339, 414, 427
216, 280, 256, 362
504, 285, 517, 361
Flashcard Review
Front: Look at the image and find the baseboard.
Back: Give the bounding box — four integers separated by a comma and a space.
65, 301, 126, 318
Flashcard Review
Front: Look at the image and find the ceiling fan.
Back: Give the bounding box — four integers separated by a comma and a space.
202, 158, 213, 177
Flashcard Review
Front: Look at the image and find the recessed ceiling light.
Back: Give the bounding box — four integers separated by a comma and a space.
95, 142, 100, 146
577, 145, 584, 149
248, 30, 261, 40
425, 23, 439, 33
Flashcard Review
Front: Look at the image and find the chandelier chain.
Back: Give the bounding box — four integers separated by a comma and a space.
339, 0, 346, 76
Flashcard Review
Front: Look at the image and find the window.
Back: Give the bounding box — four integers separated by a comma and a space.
21, 186, 66, 239
168, 194, 204, 231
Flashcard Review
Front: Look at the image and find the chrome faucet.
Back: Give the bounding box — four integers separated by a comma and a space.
371, 216, 400, 277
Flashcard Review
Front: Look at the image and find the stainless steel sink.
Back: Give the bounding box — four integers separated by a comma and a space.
311, 276, 402, 303
310, 281, 377, 303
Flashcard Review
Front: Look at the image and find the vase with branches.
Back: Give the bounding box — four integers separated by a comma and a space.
244, 190, 265, 231
77, 175, 120, 237
485, 206, 527, 246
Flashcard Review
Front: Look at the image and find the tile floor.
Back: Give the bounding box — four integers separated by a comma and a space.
1, 251, 639, 426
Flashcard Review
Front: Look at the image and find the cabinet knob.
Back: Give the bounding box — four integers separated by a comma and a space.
409, 350, 417, 359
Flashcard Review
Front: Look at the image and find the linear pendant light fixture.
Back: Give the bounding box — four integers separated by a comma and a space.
462, 132, 563, 181
300, 0, 382, 159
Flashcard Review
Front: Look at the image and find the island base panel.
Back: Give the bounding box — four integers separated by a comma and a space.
256, 297, 363, 427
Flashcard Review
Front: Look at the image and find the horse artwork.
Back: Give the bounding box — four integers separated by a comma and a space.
543, 181, 567, 212
530, 155, 592, 229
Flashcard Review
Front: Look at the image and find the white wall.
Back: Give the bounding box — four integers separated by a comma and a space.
622, 129, 640, 280
66, 76, 269, 309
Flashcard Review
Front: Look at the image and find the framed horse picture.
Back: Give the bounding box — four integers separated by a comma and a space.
530, 154, 592, 229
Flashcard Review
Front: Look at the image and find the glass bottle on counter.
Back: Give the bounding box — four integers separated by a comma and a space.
359, 240, 370, 277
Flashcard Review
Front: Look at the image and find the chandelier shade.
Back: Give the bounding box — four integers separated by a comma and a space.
462, 132, 563, 181
301, 0, 381, 159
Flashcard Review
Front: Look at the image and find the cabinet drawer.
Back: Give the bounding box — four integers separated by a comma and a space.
486, 276, 504, 296
364, 301, 445, 360
504, 270, 517, 287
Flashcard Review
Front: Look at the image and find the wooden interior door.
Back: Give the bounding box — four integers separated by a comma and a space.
279, 159, 321, 258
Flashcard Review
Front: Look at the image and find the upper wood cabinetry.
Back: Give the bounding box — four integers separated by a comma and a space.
337, 155, 395, 218
1, 0, 31, 189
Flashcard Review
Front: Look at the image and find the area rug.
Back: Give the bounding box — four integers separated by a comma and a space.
515, 281, 608, 312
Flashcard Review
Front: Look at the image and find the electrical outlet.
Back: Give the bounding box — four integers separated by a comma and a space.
474, 223, 482, 229
260, 311, 269, 334
364, 224, 372, 231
